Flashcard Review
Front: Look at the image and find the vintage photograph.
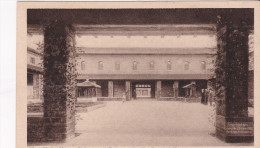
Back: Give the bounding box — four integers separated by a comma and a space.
23, 6, 255, 146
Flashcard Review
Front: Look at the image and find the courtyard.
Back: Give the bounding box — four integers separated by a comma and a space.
61, 101, 252, 146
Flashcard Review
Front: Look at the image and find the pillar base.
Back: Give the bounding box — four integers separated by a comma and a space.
216, 115, 254, 143
27, 116, 76, 143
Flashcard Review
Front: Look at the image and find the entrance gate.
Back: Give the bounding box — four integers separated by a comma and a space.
131, 81, 156, 99
135, 84, 152, 98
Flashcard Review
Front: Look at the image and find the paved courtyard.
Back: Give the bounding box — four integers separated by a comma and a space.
63, 101, 252, 146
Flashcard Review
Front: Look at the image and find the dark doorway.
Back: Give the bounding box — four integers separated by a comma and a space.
96, 80, 108, 97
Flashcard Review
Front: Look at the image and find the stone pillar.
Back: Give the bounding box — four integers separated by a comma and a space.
215, 14, 253, 142
125, 81, 131, 101
173, 81, 179, 98
108, 81, 114, 97
43, 21, 77, 142
191, 80, 196, 97
155, 81, 161, 99
33, 74, 40, 99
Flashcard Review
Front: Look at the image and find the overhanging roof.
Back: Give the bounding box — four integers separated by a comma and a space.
27, 24, 216, 35
77, 74, 214, 80
77, 48, 217, 55
182, 83, 200, 88
74, 24, 216, 35
27, 64, 43, 73
27, 47, 43, 56
77, 80, 101, 88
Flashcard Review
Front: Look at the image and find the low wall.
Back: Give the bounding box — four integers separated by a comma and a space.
158, 97, 201, 102
27, 102, 43, 113
97, 97, 123, 101
76, 102, 106, 112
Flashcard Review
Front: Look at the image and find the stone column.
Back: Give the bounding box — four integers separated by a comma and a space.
33, 74, 40, 99
191, 80, 196, 97
43, 21, 77, 142
155, 81, 161, 99
173, 81, 179, 98
215, 14, 253, 142
125, 81, 131, 101
108, 81, 114, 97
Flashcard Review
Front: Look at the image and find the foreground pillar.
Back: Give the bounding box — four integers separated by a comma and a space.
125, 81, 131, 101
43, 21, 77, 142
108, 81, 114, 97
155, 81, 161, 99
215, 14, 253, 142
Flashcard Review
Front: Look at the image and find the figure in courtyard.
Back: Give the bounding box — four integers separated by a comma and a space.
122, 92, 126, 103
208, 88, 214, 106
204, 89, 209, 105
201, 89, 205, 104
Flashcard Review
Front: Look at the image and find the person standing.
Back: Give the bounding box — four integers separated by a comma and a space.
205, 89, 208, 105
201, 89, 205, 104
209, 89, 213, 106
122, 92, 126, 103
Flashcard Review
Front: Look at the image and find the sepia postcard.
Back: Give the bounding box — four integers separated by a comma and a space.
17, 1, 260, 148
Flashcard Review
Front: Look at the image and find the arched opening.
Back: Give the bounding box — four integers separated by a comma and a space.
184, 61, 190, 70
81, 61, 85, 70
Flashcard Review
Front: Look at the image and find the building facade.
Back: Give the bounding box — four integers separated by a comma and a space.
27, 24, 254, 101
75, 25, 216, 100
27, 47, 43, 101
